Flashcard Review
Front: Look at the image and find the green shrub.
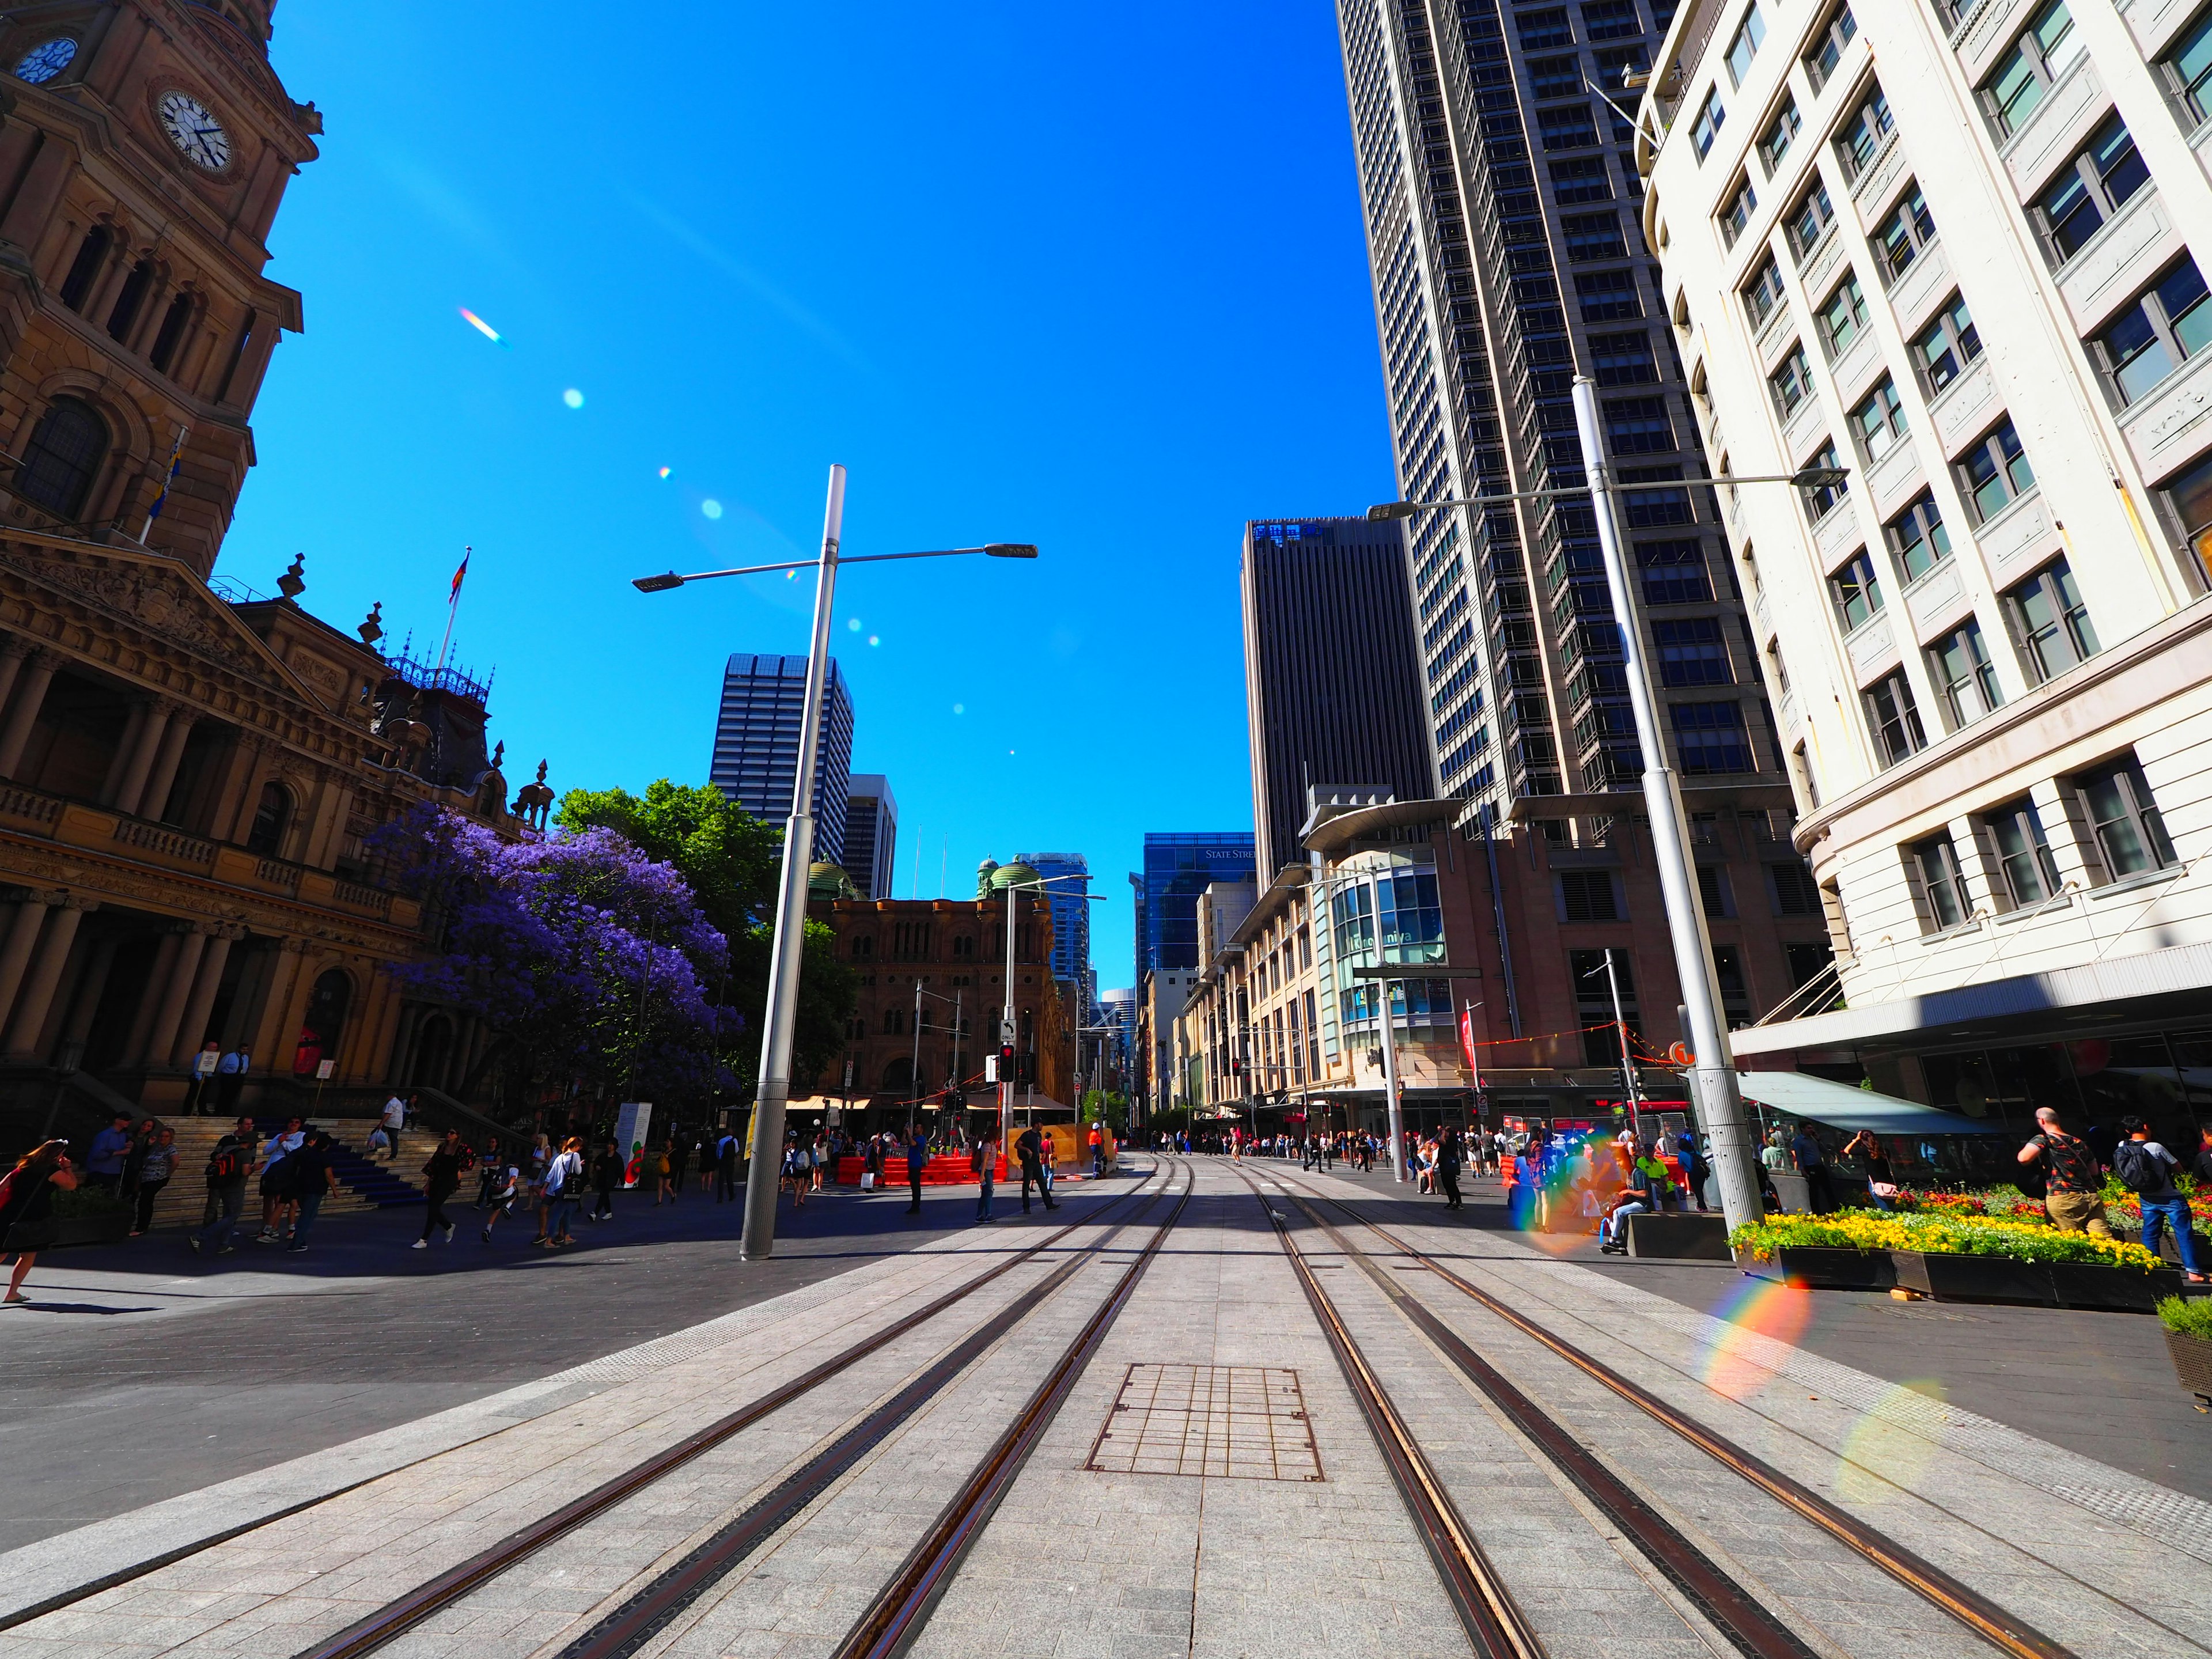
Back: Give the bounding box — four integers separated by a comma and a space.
2158, 1296, 2212, 1339
48, 1183, 128, 1218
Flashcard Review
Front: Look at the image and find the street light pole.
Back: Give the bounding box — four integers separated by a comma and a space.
740, 463, 843, 1262
1570, 377, 1761, 1233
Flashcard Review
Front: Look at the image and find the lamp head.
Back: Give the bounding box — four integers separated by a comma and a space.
632, 572, 685, 593
1366, 501, 1419, 521
983, 543, 1039, 559
1791, 466, 1850, 490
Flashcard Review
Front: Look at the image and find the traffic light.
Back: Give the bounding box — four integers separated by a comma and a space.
999, 1041, 1016, 1081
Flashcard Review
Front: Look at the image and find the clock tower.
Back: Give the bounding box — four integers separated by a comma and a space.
0, 0, 318, 578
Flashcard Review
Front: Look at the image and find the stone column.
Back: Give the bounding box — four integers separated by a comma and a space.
138, 923, 209, 1069
0, 637, 31, 721
108, 698, 178, 818
5, 896, 95, 1059
98, 700, 149, 805
249, 938, 311, 1075
353, 967, 404, 1085
139, 709, 198, 825
391, 1001, 424, 1087
119, 926, 185, 1063
0, 650, 60, 778
169, 924, 241, 1069
58, 936, 119, 1052
0, 891, 55, 1028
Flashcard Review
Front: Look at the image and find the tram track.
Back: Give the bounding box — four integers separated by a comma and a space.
290, 1157, 1197, 1659
1249, 1162, 2078, 1659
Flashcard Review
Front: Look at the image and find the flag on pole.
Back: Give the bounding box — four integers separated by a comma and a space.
448, 546, 471, 603
140, 424, 189, 537
436, 545, 471, 672
1459, 1003, 1480, 1085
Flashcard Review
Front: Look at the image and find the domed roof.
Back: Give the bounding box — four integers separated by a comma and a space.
807, 861, 857, 900
990, 861, 1040, 889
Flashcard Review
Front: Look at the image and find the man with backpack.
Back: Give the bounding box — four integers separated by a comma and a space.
2113, 1117, 2208, 1282
2017, 1107, 2111, 1238
284, 1130, 339, 1252
190, 1116, 256, 1256
1014, 1123, 1056, 1214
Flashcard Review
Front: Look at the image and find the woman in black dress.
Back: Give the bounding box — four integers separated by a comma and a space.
1, 1139, 78, 1304
665, 1132, 690, 1202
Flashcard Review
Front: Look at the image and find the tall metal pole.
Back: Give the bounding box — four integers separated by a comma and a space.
1600, 948, 1644, 1125
909, 978, 922, 1142
739, 464, 845, 1261
1001, 885, 1016, 1157
1570, 381, 1760, 1233
1377, 975, 1407, 1183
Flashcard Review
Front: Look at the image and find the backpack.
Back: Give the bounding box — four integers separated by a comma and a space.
2111, 1139, 2164, 1195
205, 1139, 243, 1182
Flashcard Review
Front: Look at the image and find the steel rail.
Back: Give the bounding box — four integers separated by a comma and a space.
294, 1164, 1176, 1659
1234, 1169, 1544, 1659
835, 1160, 1199, 1659
1268, 1166, 2078, 1659
1276, 1185, 1816, 1659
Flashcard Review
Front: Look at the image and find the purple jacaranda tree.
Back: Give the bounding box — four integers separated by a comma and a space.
376, 808, 743, 1109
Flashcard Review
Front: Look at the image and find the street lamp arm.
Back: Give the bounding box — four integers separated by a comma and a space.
632, 544, 1038, 592
1366, 467, 1846, 519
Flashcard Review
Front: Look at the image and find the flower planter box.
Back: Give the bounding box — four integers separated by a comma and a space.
1626, 1212, 1731, 1260
1735, 1245, 1896, 1291
2, 1212, 131, 1251
1892, 1251, 2177, 1311
2047, 1261, 2182, 1313
2167, 1330, 2212, 1409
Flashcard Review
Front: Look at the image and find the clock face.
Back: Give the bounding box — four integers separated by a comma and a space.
12, 37, 77, 84
156, 89, 231, 172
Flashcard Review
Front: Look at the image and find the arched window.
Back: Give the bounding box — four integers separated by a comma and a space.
58, 224, 110, 312
851, 934, 874, 960
107, 257, 154, 342
149, 290, 194, 373
244, 781, 290, 855
880, 1056, 914, 1090
17, 396, 108, 518
293, 969, 351, 1077
881, 1007, 903, 1035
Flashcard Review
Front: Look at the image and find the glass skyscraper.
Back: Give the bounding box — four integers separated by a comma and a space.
708, 654, 854, 866
1015, 851, 1090, 986
845, 774, 898, 899
1133, 833, 1257, 974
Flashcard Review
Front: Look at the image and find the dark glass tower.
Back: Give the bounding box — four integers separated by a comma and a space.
708, 654, 855, 864
1135, 833, 1257, 974
1335, 0, 1782, 809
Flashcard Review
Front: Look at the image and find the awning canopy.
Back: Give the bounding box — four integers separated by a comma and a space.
1734, 1070, 2002, 1136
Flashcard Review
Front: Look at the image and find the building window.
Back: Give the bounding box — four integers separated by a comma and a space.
17, 395, 108, 519
1757, 94, 1801, 175
245, 782, 291, 856
148, 290, 194, 374
1671, 699, 1754, 772
1712, 944, 1753, 1024
1982, 1, 2081, 138
1529, 54, 1585, 100
1725, 2, 1766, 85
1692, 86, 1726, 160
2002, 558, 2097, 681
2093, 256, 2212, 407
1959, 418, 2033, 521
952, 933, 975, 958
851, 935, 875, 960
2035, 116, 2150, 264
1518, 7, 1573, 48
1801, 440, 1848, 520
1865, 670, 1927, 766
1887, 491, 1950, 581
57, 224, 111, 312
1872, 184, 1936, 285
1563, 211, 1627, 260
1829, 548, 1883, 630
1816, 272, 1868, 358
1698, 863, 1732, 919
1559, 870, 1620, 922
1764, 636, 1791, 696
1539, 103, 1602, 150
1768, 343, 1814, 418
1911, 832, 1972, 930
1551, 155, 1612, 201
1585, 0, 1642, 40
2161, 448, 2212, 578
1804, 2, 1858, 91
1654, 616, 1732, 685
1785, 180, 1834, 262
1571, 948, 1639, 1062
1929, 619, 2002, 726
1980, 796, 2062, 907
1850, 376, 1907, 462
1575, 267, 1643, 321
2075, 758, 2176, 877
1913, 293, 1983, 393
1720, 177, 1758, 247
107, 257, 154, 344
2161, 5, 2212, 124
1770, 858, 1822, 915
1590, 330, 1657, 384
1792, 740, 1821, 807
1744, 255, 1786, 328
1835, 84, 1894, 180
1638, 538, 1712, 603
1605, 395, 1674, 453
1594, 44, 1650, 95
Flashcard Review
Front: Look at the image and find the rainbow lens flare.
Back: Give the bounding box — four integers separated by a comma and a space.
457, 306, 506, 345
657, 465, 672, 479
1837, 1382, 1946, 1504
1699, 1276, 1812, 1401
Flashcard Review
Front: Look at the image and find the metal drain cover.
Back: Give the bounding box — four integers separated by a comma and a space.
1085, 1363, 1323, 1481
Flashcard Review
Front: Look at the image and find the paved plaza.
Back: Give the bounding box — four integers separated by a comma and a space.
0, 1158, 2204, 1659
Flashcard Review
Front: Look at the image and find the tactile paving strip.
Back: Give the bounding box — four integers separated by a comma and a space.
1085, 1363, 1323, 1480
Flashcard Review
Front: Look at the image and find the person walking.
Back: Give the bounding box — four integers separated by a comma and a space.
715, 1124, 740, 1204
285, 1130, 339, 1252
191, 1117, 257, 1257
473, 1144, 505, 1210
1086, 1121, 1105, 1179
479, 1152, 522, 1243
378, 1093, 406, 1163
0, 1141, 77, 1303
256, 1118, 305, 1242
1015, 1124, 1056, 1214
906, 1123, 929, 1215
2017, 1107, 2110, 1237
653, 1138, 676, 1206
589, 1139, 621, 1222
414, 1128, 465, 1249
666, 1131, 690, 1200
130, 1127, 177, 1236
2113, 1117, 2209, 1282
1677, 1130, 1713, 1214
214, 1046, 251, 1115
1842, 1130, 1900, 1213
972, 1127, 999, 1224
183, 1041, 221, 1115
1791, 1124, 1838, 1215
540, 1138, 584, 1247
1436, 1126, 1465, 1211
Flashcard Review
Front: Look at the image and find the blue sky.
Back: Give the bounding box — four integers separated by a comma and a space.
228, 1, 1394, 991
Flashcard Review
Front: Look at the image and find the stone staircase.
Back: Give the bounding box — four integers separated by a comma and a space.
149, 1118, 427, 1232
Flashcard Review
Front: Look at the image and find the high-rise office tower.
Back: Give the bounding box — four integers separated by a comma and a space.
1014, 851, 1090, 984
1335, 0, 1786, 811
1242, 517, 1435, 877
708, 654, 854, 865
1132, 833, 1257, 974
844, 774, 899, 899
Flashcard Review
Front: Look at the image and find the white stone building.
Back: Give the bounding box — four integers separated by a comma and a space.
1637, 0, 2212, 1142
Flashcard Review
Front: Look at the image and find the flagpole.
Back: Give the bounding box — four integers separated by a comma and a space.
435, 546, 469, 673
139, 423, 189, 541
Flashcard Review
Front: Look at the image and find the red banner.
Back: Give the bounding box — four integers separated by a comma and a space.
1459, 1005, 1480, 1084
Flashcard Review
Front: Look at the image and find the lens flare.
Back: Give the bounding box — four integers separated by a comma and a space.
1699, 1276, 1812, 1402
562, 388, 585, 409
457, 307, 506, 345
952, 703, 965, 714
657, 465, 672, 479
1838, 1382, 1946, 1504
868, 634, 880, 646
700, 499, 723, 520
846, 618, 861, 632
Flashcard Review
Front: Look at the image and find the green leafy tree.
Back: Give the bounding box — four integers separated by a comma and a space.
555, 781, 857, 1091
1081, 1088, 1129, 1136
